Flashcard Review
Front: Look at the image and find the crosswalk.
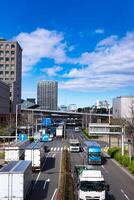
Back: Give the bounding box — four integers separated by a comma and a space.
49, 146, 70, 152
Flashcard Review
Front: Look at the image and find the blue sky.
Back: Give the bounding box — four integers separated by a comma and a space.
1, 0, 134, 107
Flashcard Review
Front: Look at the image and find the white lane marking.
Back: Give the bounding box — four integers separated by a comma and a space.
43, 179, 50, 190
121, 189, 130, 200
51, 188, 58, 200
101, 165, 109, 174
52, 154, 56, 158
33, 171, 41, 189
33, 152, 50, 189
54, 147, 56, 151
51, 147, 53, 151
57, 147, 60, 151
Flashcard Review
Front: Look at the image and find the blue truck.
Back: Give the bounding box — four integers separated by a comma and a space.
87, 141, 101, 165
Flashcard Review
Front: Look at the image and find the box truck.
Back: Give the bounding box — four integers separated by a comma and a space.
5, 140, 30, 162
56, 125, 63, 137
69, 139, 80, 152
87, 141, 102, 165
75, 165, 109, 200
0, 160, 32, 200
25, 142, 45, 171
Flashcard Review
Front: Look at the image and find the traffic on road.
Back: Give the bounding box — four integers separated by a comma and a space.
0, 125, 134, 200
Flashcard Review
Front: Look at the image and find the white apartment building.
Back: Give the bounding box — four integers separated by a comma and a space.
113, 96, 134, 119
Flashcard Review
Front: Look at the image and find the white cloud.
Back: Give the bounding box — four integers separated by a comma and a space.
13, 28, 68, 74
41, 66, 63, 76
61, 32, 134, 91
94, 29, 105, 34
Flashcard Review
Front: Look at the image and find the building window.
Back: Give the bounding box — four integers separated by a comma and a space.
11, 78, 14, 80
11, 64, 15, 70
5, 71, 9, 77
5, 51, 10, 56
0, 71, 3, 74
11, 57, 15, 63
5, 44, 10, 49
0, 44, 4, 49
11, 44, 15, 49
5, 57, 9, 62
0, 64, 3, 69
0, 57, 4, 62
0, 51, 4, 56
11, 51, 15, 55
5, 78, 9, 80
11, 71, 14, 75
5, 64, 9, 70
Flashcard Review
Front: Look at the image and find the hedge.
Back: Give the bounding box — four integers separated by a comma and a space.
108, 147, 134, 175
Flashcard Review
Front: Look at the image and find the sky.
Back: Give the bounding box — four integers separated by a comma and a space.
1, 0, 134, 108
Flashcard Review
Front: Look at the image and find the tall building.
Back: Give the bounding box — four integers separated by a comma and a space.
0, 80, 10, 114
113, 96, 134, 120
37, 81, 58, 110
0, 39, 22, 113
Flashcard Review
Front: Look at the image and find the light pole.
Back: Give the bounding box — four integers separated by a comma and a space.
108, 104, 111, 124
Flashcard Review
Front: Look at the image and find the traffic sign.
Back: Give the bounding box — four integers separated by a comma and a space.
19, 133, 27, 141
42, 118, 52, 127
41, 134, 49, 142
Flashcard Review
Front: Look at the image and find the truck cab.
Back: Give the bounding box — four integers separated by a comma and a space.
75, 165, 109, 200
69, 139, 80, 152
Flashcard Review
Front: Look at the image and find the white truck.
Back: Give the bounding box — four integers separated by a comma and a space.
56, 125, 63, 137
75, 165, 109, 200
69, 139, 80, 152
0, 160, 32, 200
25, 142, 45, 171
5, 140, 30, 162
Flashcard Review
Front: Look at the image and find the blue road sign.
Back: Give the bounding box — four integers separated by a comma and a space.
42, 118, 52, 127
41, 134, 49, 142
19, 133, 27, 141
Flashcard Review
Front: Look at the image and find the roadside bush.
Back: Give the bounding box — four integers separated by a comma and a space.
108, 147, 120, 158
114, 152, 122, 163
128, 160, 134, 174
121, 155, 129, 167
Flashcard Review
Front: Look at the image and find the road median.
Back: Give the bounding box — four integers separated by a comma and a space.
56, 149, 75, 200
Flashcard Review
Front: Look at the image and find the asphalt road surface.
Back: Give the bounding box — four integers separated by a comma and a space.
67, 128, 134, 200
29, 139, 64, 200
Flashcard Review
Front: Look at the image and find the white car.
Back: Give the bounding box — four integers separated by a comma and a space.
75, 127, 80, 132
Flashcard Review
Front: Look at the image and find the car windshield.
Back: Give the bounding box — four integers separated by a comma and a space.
80, 181, 105, 192
70, 143, 79, 146
89, 152, 101, 157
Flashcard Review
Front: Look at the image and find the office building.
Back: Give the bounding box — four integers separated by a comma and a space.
0, 81, 10, 114
37, 81, 58, 110
0, 39, 22, 113
113, 96, 134, 120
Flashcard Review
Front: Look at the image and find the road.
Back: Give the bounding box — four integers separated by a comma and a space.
67, 128, 134, 200
29, 139, 64, 200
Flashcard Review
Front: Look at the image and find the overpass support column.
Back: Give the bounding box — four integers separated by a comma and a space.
108, 135, 111, 148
